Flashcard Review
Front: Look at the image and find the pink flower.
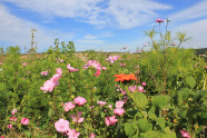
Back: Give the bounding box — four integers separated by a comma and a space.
21, 118, 29, 125
155, 18, 164, 23
123, 96, 128, 103
58, 59, 64, 63
70, 111, 84, 123
56, 68, 63, 75
10, 116, 17, 121
119, 63, 126, 67
89, 106, 94, 109
89, 133, 96, 138
66, 128, 80, 138
102, 67, 107, 70
1, 136, 5, 138
179, 129, 190, 138
120, 88, 127, 95
51, 73, 61, 82
142, 82, 147, 86
171, 43, 176, 46
40, 79, 59, 93
41, 71, 48, 76
108, 105, 113, 108
83, 60, 102, 70
136, 49, 142, 53
128, 85, 137, 92
74, 96, 87, 106
97, 101, 107, 106
106, 56, 119, 63
40, 68, 62, 93
114, 108, 125, 116
135, 66, 139, 69
55, 118, 70, 133
116, 100, 125, 108
105, 115, 118, 126
94, 69, 101, 77
22, 62, 27, 66
0, 62, 2, 65
138, 86, 146, 92
67, 64, 79, 72
11, 109, 18, 115
64, 102, 76, 112
7, 124, 12, 129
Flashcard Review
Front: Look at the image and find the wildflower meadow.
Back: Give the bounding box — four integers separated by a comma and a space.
0, 19, 206, 138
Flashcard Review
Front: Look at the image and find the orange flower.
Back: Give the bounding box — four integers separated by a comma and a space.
114, 73, 137, 82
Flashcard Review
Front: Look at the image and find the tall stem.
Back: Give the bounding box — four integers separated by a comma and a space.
203, 73, 206, 89
159, 23, 162, 40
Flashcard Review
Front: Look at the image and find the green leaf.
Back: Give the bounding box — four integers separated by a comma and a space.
48, 108, 54, 117
129, 134, 139, 138
178, 88, 194, 100
124, 122, 138, 136
131, 92, 148, 109
137, 119, 152, 132
140, 128, 176, 138
159, 127, 176, 138
201, 101, 207, 108
178, 110, 187, 118
140, 130, 159, 138
127, 109, 142, 118
148, 106, 157, 119
157, 118, 166, 130
151, 95, 170, 109
25, 131, 32, 137
185, 76, 196, 88
71, 85, 76, 92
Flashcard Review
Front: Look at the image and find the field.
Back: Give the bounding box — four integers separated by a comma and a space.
0, 23, 207, 138
0, 45, 206, 138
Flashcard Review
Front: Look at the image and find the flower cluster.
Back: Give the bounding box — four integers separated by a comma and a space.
56, 96, 88, 137
8, 109, 29, 131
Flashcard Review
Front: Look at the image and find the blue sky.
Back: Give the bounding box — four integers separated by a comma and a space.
0, 0, 207, 52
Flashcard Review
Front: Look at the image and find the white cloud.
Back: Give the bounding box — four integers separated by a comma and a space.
77, 39, 104, 45
170, 0, 207, 21
76, 39, 106, 51
100, 32, 114, 38
2, 0, 103, 18
0, 3, 74, 52
175, 19, 207, 49
84, 34, 97, 39
2, 0, 172, 29
107, 0, 171, 29
168, 0, 207, 49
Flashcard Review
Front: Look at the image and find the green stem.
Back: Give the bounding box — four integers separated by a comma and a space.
190, 130, 196, 138
203, 74, 206, 89
159, 23, 162, 40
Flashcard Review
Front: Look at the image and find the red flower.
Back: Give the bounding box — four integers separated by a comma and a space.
114, 73, 137, 82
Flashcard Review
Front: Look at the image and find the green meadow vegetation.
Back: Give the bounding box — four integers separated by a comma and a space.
0, 19, 206, 138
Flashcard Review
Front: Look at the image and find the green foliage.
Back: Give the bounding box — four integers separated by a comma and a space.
0, 20, 206, 137
124, 121, 138, 136
151, 95, 170, 109
131, 92, 148, 109
185, 76, 196, 88
137, 119, 152, 132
